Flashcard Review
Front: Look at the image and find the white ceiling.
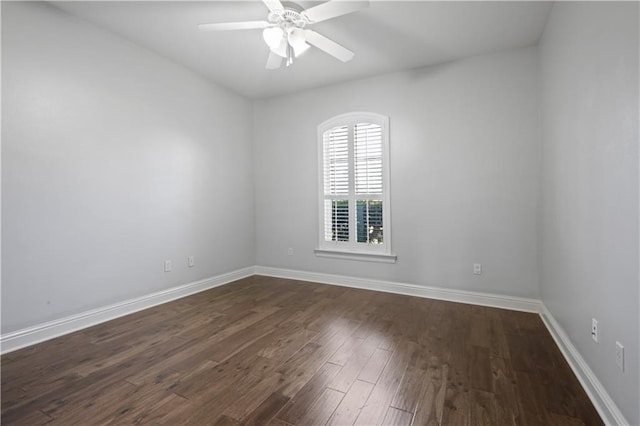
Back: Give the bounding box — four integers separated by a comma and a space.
52, 1, 552, 99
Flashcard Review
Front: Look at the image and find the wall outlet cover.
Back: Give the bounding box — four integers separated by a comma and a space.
473, 263, 482, 275
615, 341, 624, 371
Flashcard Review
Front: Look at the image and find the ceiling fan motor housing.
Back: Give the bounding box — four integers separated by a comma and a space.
268, 5, 307, 29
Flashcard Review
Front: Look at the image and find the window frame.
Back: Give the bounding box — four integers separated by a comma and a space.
315, 112, 396, 263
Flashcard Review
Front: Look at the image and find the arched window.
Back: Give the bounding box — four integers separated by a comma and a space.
315, 112, 395, 263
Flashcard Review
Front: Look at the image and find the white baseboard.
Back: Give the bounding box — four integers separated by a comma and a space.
0, 266, 255, 355
254, 266, 543, 313
539, 305, 628, 426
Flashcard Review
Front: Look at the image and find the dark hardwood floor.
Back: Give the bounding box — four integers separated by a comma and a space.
1, 276, 602, 425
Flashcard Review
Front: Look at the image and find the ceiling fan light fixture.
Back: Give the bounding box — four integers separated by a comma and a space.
287, 27, 310, 57
200, 0, 369, 70
270, 37, 288, 58
262, 26, 284, 49
293, 42, 310, 57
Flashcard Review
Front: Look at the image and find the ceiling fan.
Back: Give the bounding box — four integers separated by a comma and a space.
198, 0, 369, 69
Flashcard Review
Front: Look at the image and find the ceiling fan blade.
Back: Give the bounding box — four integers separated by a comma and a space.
262, 0, 284, 13
198, 21, 271, 31
304, 29, 354, 62
266, 51, 283, 69
302, 0, 369, 23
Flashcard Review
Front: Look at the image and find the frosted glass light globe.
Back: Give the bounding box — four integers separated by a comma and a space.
262, 27, 284, 49
287, 28, 310, 57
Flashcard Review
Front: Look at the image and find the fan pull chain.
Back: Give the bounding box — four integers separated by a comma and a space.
286, 44, 294, 67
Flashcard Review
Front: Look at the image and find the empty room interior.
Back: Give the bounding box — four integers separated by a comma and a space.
1, 0, 639, 425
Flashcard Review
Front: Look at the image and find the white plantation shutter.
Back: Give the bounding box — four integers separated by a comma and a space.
324, 200, 349, 242
354, 123, 384, 244
355, 123, 383, 195
318, 113, 391, 255
323, 126, 349, 196
322, 125, 349, 242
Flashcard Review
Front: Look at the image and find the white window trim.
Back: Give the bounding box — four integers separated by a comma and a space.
316, 112, 395, 263
314, 248, 397, 263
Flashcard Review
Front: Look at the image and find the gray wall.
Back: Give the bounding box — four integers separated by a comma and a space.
254, 47, 541, 298
539, 2, 639, 424
1, 2, 256, 333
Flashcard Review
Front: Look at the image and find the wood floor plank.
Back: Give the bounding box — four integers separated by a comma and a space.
169, 355, 258, 401
506, 332, 535, 372
212, 415, 240, 426
51, 377, 182, 425
469, 313, 491, 349
488, 314, 511, 359
357, 347, 392, 384
328, 346, 375, 393
1, 276, 603, 426
205, 310, 289, 363
294, 388, 345, 426
125, 337, 220, 385
548, 412, 587, 426
112, 391, 189, 425
470, 389, 498, 426
276, 362, 342, 424
165, 371, 263, 424
267, 418, 293, 426
238, 391, 290, 426
442, 304, 472, 426
390, 363, 426, 413
469, 345, 492, 392
223, 373, 285, 420
515, 370, 553, 426
354, 341, 418, 425
442, 380, 471, 425
277, 319, 361, 398
382, 407, 413, 425
199, 320, 313, 382
256, 322, 319, 362
328, 335, 366, 366
205, 306, 282, 347
3, 355, 154, 424
490, 356, 522, 425
327, 380, 374, 426
5, 409, 51, 425
413, 363, 448, 426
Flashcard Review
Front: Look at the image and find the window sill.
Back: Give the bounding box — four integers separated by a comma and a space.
314, 249, 397, 264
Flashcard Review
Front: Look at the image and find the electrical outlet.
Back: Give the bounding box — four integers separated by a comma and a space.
288, 248, 294, 256
164, 260, 172, 272
188, 256, 195, 267
473, 263, 482, 275
591, 318, 598, 343
615, 341, 624, 371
